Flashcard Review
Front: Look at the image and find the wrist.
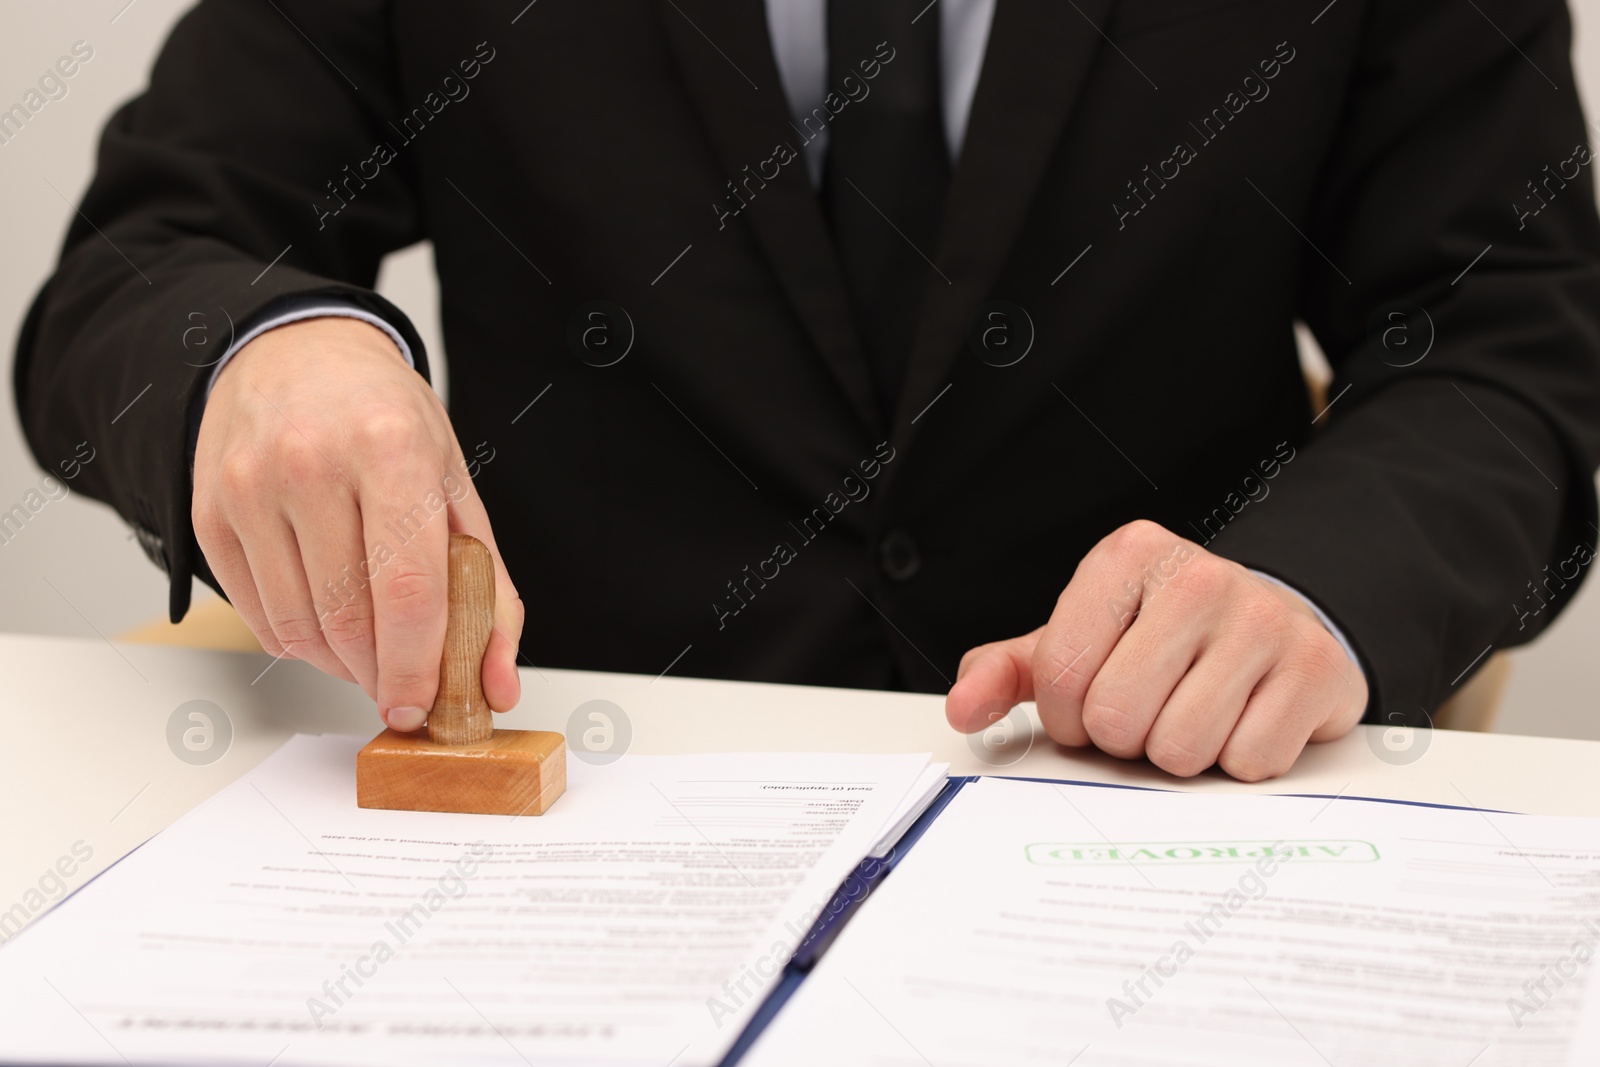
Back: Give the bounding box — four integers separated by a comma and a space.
223, 316, 406, 381
207, 300, 415, 401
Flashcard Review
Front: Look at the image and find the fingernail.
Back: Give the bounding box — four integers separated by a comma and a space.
386, 705, 427, 732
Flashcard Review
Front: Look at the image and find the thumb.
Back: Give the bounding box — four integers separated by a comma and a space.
945, 627, 1043, 733
481, 581, 524, 713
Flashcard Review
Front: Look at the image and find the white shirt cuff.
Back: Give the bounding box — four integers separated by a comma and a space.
203, 297, 414, 399
1248, 569, 1368, 685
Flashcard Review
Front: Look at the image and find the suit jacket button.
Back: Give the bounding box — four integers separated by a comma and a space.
879, 530, 922, 582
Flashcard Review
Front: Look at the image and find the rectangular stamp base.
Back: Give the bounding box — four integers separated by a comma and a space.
356, 728, 567, 816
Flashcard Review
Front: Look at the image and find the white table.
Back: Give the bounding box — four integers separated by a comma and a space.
3, 630, 1596, 941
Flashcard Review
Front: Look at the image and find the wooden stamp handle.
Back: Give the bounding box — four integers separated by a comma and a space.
428, 533, 495, 746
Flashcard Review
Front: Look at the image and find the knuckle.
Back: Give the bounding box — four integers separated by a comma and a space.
320, 601, 375, 648
1101, 519, 1162, 560
268, 615, 324, 652
354, 407, 423, 455
1080, 687, 1146, 752
1175, 557, 1233, 604
1218, 747, 1285, 783
254, 628, 287, 658
376, 566, 443, 625
217, 452, 264, 496
1146, 734, 1213, 777
1029, 660, 1053, 699
1033, 649, 1088, 701
381, 662, 439, 700
1040, 715, 1091, 748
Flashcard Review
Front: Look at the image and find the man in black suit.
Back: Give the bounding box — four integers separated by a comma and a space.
16, 0, 1600, 780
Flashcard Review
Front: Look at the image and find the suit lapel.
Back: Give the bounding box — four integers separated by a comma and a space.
658, 0, 882, 433
892, 0, 1116, 437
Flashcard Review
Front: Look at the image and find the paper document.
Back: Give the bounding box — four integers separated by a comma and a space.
0, 734, 937, 1067
746, 776, 1600, 1067
869, 760, 948, 859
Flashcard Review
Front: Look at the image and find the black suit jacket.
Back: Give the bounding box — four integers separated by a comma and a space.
16, 0, 1600, 722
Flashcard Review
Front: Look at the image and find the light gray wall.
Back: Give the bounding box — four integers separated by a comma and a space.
0, 1, 443, 641
1, 1, 1595, 737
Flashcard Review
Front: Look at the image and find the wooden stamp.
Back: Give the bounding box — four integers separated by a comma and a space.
356, 533, 566, 815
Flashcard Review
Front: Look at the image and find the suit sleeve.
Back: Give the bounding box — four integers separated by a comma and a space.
1209, 0, 1600, 724
12, 0, 429, 624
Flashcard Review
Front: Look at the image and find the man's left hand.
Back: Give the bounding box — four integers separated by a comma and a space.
945, 520, 1368, 781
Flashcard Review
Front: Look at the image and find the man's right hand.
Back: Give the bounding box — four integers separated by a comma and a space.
192, 317, 523, 731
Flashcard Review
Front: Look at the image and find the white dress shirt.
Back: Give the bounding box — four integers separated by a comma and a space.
764, 0, 995, 182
